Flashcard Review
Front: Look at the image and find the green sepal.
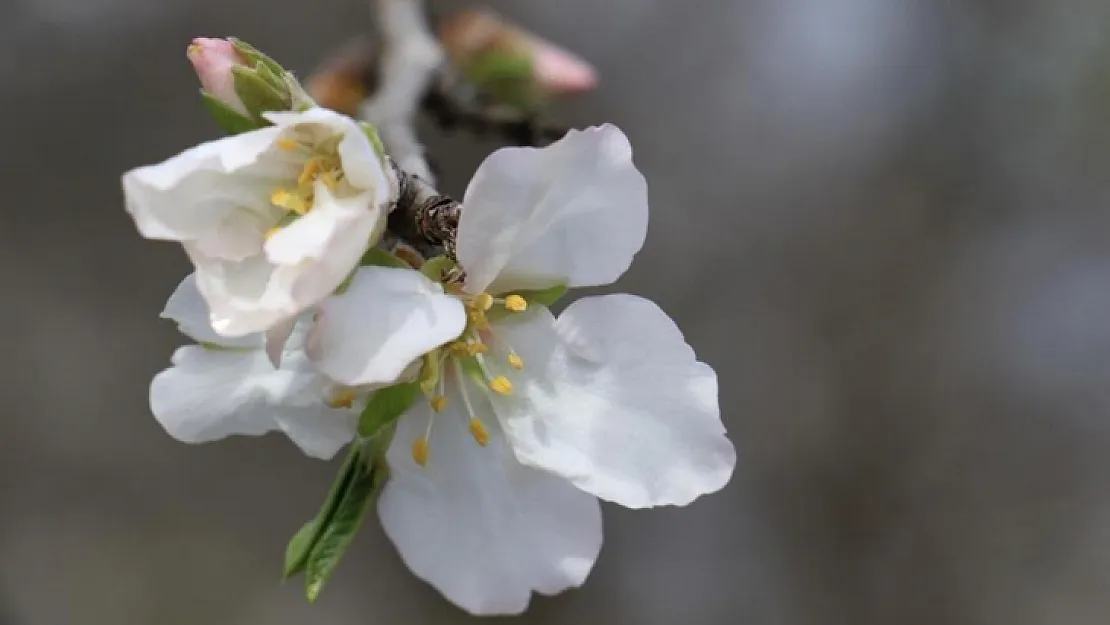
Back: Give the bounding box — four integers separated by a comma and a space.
359, 121, 387, 163
359, 247, 413, 270
256, 63, 290, 94
516, 283, 568, 307
420, 255, 457, 283
232, 65, 290, 121
358, 381, 421, 438
200, 91, 260, 135
229, 37, 286, 77
466, 49, 543, 112
304, 450, 380, 602
418, 350, 441, 395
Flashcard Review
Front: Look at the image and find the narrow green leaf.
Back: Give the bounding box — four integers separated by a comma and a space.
359, 247, 412, 270
232, 66, 290, 119
420, 255, 457, 283
283, 521, 316, 578
200, 91, 260, 135
358, 381, 421, 438
282, 447, 361, 579
305, 456, 379, 602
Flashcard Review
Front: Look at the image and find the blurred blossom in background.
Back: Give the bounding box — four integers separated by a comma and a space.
4, 0, 1110, 623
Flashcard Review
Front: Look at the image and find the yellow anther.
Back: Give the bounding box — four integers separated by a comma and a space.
468, 417, 490, 446
468, 309, 490, 330
504, 295, 528, 312
508, 352, 524, 370
318, 171, 339, 190
466, 341, 489, 356
275, 138, 300, 151
327, 388, 358, 409
270, 188, 309, 214
430, 395, 448, 413
298, 158, 324, 187
489, 376, 513, 396
450, 341, 470, 355
474, 292, 494, 311
412, 437, 430, 467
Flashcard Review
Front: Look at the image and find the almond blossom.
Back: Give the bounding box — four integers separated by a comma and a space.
308, 124, 736, 614
123, 107, 394, 338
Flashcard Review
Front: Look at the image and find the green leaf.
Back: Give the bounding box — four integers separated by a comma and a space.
281, 447, 361, 579
232, 66, 290, 119
358, 381, 420, 438
516, 283, 568, 307
419, 255, 457, 283
200, 91, 260, 135
283, 521, 316, 578
305, 454, 379, 602
359, 247, 412, 270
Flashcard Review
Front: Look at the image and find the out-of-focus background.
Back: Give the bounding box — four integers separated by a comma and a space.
5, 0, 1110, 623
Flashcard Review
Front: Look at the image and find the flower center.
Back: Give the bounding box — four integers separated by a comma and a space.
266, 137, 345, 237
409, 290, 530, 467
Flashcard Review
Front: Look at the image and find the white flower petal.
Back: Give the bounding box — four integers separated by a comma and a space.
123, 126, 290, 258
149, 343, 356, 459
456, 124, 648, 294
265, 108, 393, 195
378, 393, 601, 616
161, 273, 262, 348
186, 247, 295, 337
307, 267, 466, 386
263, 316, 297, 367
492, 295, 735, 508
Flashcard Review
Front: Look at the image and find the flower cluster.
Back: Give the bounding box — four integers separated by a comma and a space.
123, 38, 735, 616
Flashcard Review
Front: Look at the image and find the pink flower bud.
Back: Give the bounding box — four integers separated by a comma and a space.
187, 37, 250, 115
440, 10, 599, 98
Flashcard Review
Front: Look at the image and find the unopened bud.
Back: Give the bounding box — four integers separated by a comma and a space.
188, 37, 250, 115
439, 9, 598, 110
189, 37, 315, 134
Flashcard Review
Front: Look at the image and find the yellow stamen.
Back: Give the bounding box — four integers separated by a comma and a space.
271, 188, 309, 214
489, 376, 513, 395
468, 309, 490, 330
508, 352, 524, 370
466, 340, 489, 356
275, 138, 300, 151
412, 437, 429, 467
468, 417, 490, 446
327, 388, 358, 409
474, 292, 494, 311
450, 341, 470, 355
504, 295, 528, 312
298, 158, 324, 187
430, 395, 448, 413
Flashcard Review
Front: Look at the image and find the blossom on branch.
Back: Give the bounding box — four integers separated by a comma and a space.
123, 108, 395, 338
310, 124, 736, 614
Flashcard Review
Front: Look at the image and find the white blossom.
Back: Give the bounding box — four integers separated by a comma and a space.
149, 274, 358, 459
311, 124, 736, 614
123, 108, 394, 338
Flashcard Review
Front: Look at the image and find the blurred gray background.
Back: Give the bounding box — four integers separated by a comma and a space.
5, 0, 1110, 623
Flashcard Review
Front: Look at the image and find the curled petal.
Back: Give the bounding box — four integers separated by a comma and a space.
457, 124, 648, 294
307, 267, 467, 386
